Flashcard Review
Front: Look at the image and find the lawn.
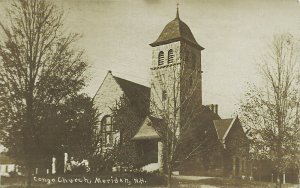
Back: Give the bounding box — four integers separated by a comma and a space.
174, 177, 299, 188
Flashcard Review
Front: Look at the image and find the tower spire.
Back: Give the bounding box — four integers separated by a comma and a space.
176, 3, 180, 19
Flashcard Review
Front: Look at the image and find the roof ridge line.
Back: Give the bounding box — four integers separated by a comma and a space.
222, 116, 238, 140
92, 71, 111, 101
113, 75, 150, 88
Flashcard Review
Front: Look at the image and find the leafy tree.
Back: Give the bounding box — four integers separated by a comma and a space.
30, 94, 99, 174
61, 94, 99, 161
0, 0, 89, 186
61, 94, 100, 165
110, 97, 144, 170
239, 34, 300, 186
175, 108, 223, 173
88, 96, 145, 173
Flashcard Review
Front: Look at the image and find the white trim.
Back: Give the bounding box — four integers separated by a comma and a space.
222, 116, 238, 140
93, 71, 111, 100
212, 120, 220, 139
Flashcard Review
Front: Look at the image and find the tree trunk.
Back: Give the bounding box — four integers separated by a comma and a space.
250, 162, 253, 180
259, 162, 261, 181
25, 83, 34, 187
276, 174, 281, 188
298, 168, 300, 184
167, 164, 172, 188
26, 163, 32, 187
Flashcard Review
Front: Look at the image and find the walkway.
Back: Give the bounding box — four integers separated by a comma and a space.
173, 175, 215, 181
173, 175, 219, 188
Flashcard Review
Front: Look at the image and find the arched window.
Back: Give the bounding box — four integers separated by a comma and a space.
168, 49, 174, 64
158, 51, 164, 66
101, 115, 113, 147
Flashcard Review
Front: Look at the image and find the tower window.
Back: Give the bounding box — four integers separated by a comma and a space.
101, 115, 113, 147
191, 53, 196, 69
162, 90, 167, 101
168, 49, 174, 64
158, 51, 164, 66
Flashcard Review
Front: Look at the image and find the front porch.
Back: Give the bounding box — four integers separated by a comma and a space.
132, 116, 164, 172
223, 155, 249, 178
132, 139, 164, 172
232, 156, 248, 177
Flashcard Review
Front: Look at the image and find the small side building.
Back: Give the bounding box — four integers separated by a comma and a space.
0, 154, 19, 177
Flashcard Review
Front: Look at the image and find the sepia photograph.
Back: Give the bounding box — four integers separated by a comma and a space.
0, 0, 299, 187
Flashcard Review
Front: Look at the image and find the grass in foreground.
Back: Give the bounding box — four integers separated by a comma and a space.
175, 177, 299, 188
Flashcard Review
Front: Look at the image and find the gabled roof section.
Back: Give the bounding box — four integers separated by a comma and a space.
150, 10, 204, 50
132, 115, 173, 141
93, 70, 118, 100
148, 116, 166, 137
93, 71, 150, 102
113, 76, 150, 114
213, 117, 237, 140
132, 116, 160, 140
113, 76, 150, 102
93, 70, 150, 115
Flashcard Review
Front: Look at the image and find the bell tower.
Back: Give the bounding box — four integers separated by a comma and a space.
149, 8, 204, 122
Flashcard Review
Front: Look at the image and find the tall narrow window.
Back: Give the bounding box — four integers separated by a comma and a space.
162, 90, 167, 101
168, 49, 174, 64
158, 51, 164, 66
191, 53, 196, 69
101, 115, 113, 147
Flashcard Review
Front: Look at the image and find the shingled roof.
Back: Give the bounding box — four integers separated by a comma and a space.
213, 118, 236, 140
132, 116, 161, 140
114, 76, 150, 114
150, 9, 204, 50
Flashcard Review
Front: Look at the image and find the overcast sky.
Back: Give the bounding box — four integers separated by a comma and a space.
0, 0, 300, 118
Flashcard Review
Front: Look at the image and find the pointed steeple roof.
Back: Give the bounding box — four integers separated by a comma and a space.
176, 4, 179, 19
150, 8, 204, 50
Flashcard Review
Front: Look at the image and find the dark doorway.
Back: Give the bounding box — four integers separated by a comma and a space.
137, 140, 158, 165
55, 152, 64, 174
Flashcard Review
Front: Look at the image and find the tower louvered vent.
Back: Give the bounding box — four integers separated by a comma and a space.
158, 51, 164, 66
168, 49, 174, 64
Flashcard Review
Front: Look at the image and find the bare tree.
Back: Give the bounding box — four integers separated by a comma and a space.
239, 34, 300, 186
150, 44, 208, 187
0, 0, 89, 186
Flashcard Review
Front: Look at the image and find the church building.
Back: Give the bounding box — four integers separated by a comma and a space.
93, 9, 250, 177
